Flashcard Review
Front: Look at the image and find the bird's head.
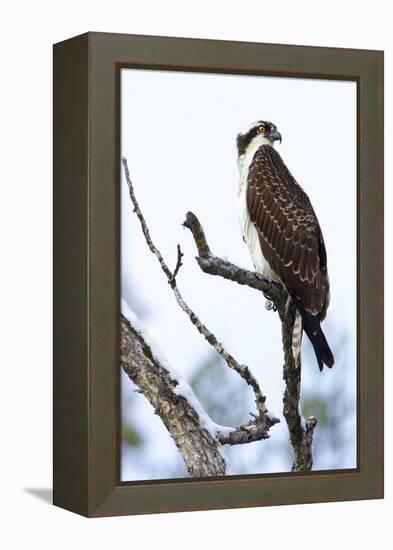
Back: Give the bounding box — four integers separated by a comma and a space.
236, 120, 282, 157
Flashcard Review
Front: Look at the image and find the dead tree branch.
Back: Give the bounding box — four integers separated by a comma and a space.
276, 302, 318, 471
122, 158, 270, 424
184, 211, 318, 472
121, 157, 279, 473
121, 313, 226, 476
183, 212, 283, 302
217, 421, 274, 446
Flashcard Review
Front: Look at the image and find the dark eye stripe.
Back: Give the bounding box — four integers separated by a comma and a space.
236, 120, 275, 156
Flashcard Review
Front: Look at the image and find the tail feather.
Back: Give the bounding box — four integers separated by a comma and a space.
304, 321, 334, 371
292, 299, 334, 371
291, 310, 303, 367
319, 328, 334, 368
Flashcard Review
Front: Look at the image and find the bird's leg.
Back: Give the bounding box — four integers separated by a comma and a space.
265, 298, 275, 311
263, 281, 281, 312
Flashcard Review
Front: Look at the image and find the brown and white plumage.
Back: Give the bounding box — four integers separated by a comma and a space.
237, 120, 334, 371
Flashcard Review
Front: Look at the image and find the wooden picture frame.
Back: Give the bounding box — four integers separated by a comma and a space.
53, 32, 384, 517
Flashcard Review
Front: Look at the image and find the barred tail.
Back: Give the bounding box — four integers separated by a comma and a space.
292, 309, 303, 367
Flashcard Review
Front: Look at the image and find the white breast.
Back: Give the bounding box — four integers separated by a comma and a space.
237, 142, 278, 281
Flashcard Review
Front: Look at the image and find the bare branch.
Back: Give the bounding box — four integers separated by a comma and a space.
121, 157, 278, 436
122, 311, 275, 465
171, 244, 184, 282
218, 418, 279, 445
183, 211, 212, 258
183, 212, 283, 303
121, 314, 226, 476
184, 210, 318, 471
121, 156, 173, 282
277, 302, 318, 472
121, 156, 317, 473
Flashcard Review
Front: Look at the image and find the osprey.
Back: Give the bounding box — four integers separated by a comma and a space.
237, 120, 334, 371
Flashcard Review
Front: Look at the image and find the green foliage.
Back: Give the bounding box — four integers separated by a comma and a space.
122, 422, 143, 447
121, 371, 143, 449
302, 397, 329, 426
189, 353, 252, 427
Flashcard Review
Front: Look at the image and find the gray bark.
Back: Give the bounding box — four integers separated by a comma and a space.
121, 314, 227, 476
184, 211, 318, 472
121, 158, 275, 432
120, 157, 279, 478
277, 301, 318, 471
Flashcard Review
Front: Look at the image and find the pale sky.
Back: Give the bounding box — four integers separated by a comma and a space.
120, 68, 357, 480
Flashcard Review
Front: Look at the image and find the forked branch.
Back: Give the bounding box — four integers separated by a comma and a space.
183, 211, 318, 471
121, 157, 278, 468
121, 156, 316, 472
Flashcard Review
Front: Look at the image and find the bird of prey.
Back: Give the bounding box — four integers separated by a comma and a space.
237, 120, 334, 371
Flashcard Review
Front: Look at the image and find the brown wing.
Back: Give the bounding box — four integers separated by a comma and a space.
247, 145, 330, 319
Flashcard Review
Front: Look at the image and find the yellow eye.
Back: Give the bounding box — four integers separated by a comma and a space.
257, 125, 265, 134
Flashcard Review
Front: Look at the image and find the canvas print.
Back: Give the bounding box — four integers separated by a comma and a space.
120, 68, 357, 481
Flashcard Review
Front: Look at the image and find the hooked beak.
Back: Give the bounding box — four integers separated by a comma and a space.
270, 130, 282, 144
